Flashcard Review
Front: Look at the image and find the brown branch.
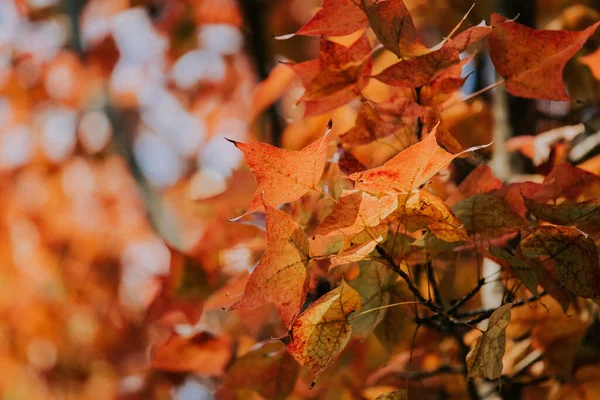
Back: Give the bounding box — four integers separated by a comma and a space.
375, 245, 440, 313
459, 292, 547, 325
447, 278, 486, 315
397, 364, 465, 380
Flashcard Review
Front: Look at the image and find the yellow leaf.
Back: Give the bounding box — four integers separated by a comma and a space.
282, 281, 361, 380
466, 303, 512, 380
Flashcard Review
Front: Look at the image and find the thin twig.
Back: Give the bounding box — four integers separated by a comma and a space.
444, 80, 505, 111
459, 292, 547, 325
447, 278, 486, 315
397, 364, 465, 380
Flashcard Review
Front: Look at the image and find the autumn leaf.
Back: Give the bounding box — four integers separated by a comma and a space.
349, 261, 397, 337
520, 225, 600, 299
466, 303, 512, 380
222, 341, 300, 399
339, 97, 421, 146
151, 332, 232, 376
375, 390, 408, 400
329, 239, 380, 268
229, 124, 330, 218
281, 281, 361, 380
229, 199, 310, 328
349, 125, 488, 194
445, 165, 503, 206
335, 145, 368, 174
452, 194, 526, 237
312, 190, 398, 239
296, 0, 368, 36
488, 14, 600, 100
291, 34, 372, 116
489, 245, 539, 297
451, 22, 492, 52
519, 162, 600, 204
523, 195, 600, 229
374, 282, 411, 352
362, 0, 428, 58
581, 46, 600, 80
398, 189, 468, 242
373, 45, 460, 88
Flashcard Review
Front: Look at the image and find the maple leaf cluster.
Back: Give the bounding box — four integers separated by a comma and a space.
208, 1, 600, 399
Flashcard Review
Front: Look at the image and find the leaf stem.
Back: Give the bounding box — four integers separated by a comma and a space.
348, 301, 420, 321
444, 79, 506, 110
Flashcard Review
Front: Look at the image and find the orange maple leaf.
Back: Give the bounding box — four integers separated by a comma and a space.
289, 33, 372, 116
281, 281, 361, 380
229, 123, 331, 218
297, 0, 368, 36
229, 199, 311, 328
348, 125, 488, 194
362, 0, 428, 58
489, 14, 600, 100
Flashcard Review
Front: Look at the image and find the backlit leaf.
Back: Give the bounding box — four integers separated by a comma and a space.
339, 97, 421, 146
349, 261, 397, 337
151, 332, 232, 377
466, 303, 512, 380
488, 14, 600, 100
373, 45, 460, 88
229, 200, 310, 328
375, 389, 408, 400
281, 281, 361, 379
489, 245, 539, 297
229, 125, 330, 218
362, 0, 428, 58
398, 189, 468, 242
222, 341, 300, 399
349, 125, 488, 194
452, 194, 526, 237
520, 225, 600, 299
312, 190, 398, 238
297, 0, 368, 36
292, 34, 372, 117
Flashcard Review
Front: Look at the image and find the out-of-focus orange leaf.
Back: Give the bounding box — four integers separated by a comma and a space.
523, 195, 600, 233
581, 46, 600, 80
151, 332, 232, 376
349, 125, 487, 194
229, 124, 330, 218
229, 199, 310, 328
290, 34, 372, 117
488, 14, 600, 100
221, 340, 300, 399
452, 194, 527, 237
349, 261, 396, 338
362, 0, 428, 58
250, 64, 296, 122
446, 165, 503, 206
296, 0, 368, 36
340, 97, 421, 146
489, 246, 540, 297
520, 225, 600, 299
281, 281, 361, 380
520, 162, 600, 205
506, 124, 583, 166
373, 45, 460, 88
451, 22, 492, 52
466, 303, 512, 380
374, 389, 408, 400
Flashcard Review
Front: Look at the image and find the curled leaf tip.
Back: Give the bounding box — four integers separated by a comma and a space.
224, 137, 239, 146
